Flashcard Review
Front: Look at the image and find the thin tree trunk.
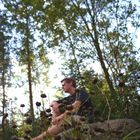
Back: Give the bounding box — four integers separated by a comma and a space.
81, 11, 115, 94
72, 0, 117, 98
93, 31, 115, 94
25, 14, 34, 122
1, 46, 6, 137
2, 72, 5, 137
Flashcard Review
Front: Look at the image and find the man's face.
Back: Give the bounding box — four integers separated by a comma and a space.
61, 81, 72, 92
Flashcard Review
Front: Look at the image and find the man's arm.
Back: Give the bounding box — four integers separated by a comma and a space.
72, 100, 81, 112
52, 100, 81, 125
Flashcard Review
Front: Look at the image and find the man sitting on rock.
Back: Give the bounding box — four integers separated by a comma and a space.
32, 77, 94, 140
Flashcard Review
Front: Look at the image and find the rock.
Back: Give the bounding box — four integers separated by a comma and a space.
57, 119, 140, 140
90, 119, 139, 133
89, 119, 140, 140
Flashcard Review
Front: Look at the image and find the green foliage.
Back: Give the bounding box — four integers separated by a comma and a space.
0, 0, 140, 139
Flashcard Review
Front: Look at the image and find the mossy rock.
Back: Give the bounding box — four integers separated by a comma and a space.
56, 119, 140, 140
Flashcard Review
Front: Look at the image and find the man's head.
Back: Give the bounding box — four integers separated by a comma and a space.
61, 77, 76, 93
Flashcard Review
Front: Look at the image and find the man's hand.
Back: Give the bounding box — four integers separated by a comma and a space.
52, 114, 64, 125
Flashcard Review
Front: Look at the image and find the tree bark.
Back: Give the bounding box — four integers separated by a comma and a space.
25, 14, 34, 122
72, 0, 116, 95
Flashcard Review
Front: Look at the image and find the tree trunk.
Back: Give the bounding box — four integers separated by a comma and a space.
2, 70, 6, 136
1, 44, 6, 137
72, 0, 116, 95
25, 14, 34, 122
93, 30, 115, 94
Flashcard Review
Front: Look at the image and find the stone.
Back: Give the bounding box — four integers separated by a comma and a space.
57, 119, 140, 140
